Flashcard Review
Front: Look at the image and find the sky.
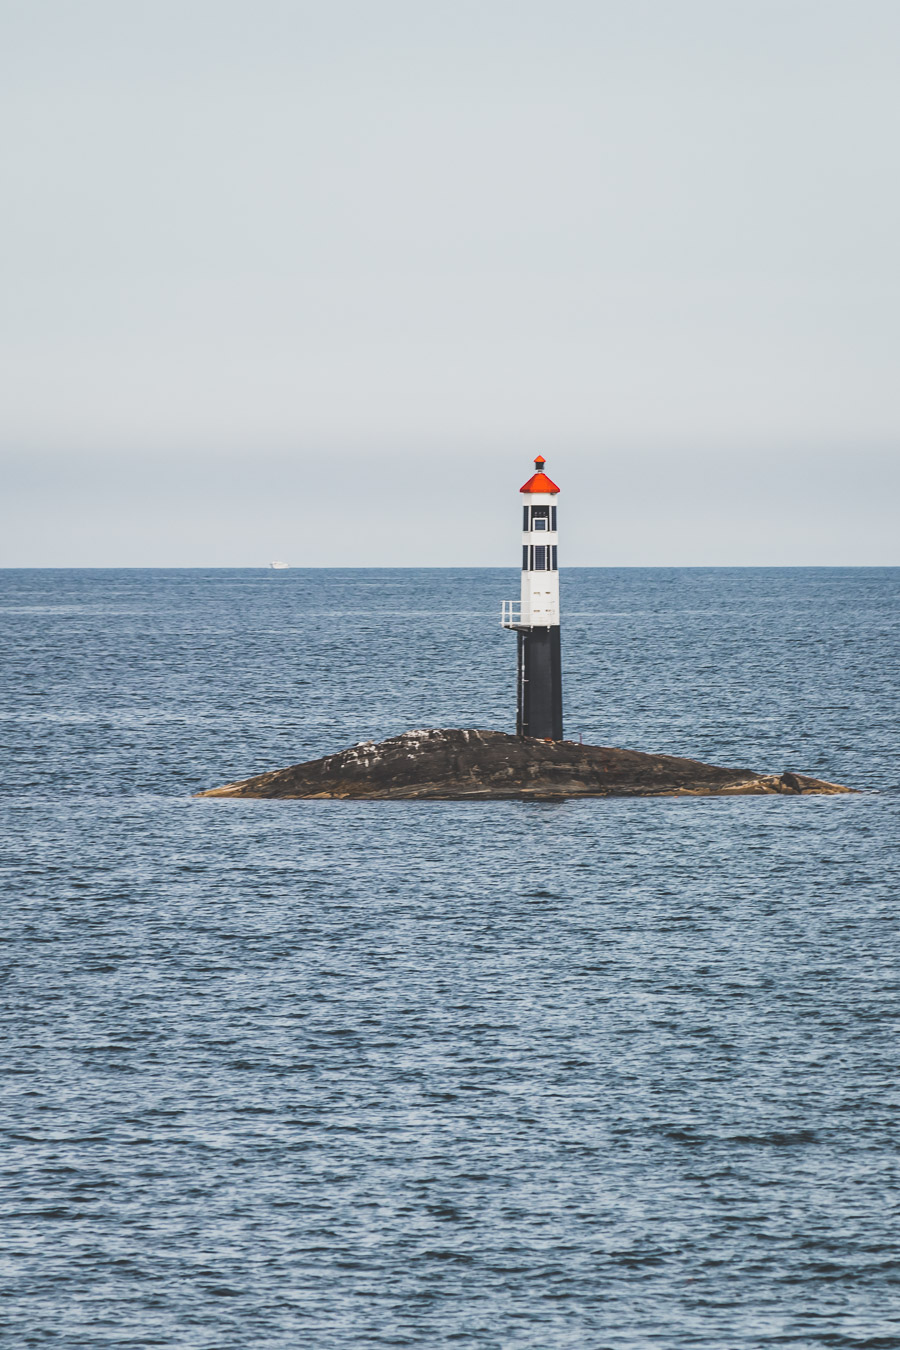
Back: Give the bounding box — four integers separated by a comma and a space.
1, 0, 898, 566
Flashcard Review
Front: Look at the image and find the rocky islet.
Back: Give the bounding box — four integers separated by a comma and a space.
196, 728, 852, 801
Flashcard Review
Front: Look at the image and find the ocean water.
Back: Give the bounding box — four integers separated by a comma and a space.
1, 566, 898, 1350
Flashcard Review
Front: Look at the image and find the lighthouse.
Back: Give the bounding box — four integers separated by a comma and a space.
501, 456, 563, 740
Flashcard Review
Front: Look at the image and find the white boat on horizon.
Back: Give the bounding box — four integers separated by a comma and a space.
268, 561, 290, 570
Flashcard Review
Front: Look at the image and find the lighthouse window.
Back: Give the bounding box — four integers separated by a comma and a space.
552, 545, 558, 570
534, 545, 547, 570
523, 506, 529, 530
533, 517, 547, 531
551, 506, 557, 530
522, 545, 528, 570
530, 505, 550, 530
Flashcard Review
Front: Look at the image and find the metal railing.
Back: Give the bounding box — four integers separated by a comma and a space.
501, 599, 522, 629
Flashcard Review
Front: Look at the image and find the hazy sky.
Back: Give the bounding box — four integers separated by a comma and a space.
2, 0, 898, 565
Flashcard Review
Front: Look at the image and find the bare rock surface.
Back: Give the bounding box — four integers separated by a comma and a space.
196, 729, 851, 800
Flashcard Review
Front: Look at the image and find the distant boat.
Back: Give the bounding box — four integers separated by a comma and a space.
268, 561, 290, 570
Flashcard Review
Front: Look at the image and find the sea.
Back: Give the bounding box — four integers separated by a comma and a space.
1, 566, 898, 1350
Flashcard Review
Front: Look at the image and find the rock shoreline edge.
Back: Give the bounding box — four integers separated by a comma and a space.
195, 728, 852, 800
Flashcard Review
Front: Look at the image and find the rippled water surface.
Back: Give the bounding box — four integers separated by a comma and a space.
2, 567, 898, 1349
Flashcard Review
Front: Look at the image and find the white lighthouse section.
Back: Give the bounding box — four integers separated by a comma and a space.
520, 491, 559, 626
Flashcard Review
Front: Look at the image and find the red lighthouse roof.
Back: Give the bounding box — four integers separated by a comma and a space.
520, 455, 560, 494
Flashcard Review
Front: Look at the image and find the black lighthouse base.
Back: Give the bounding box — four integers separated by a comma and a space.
517, 626, 563, 740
